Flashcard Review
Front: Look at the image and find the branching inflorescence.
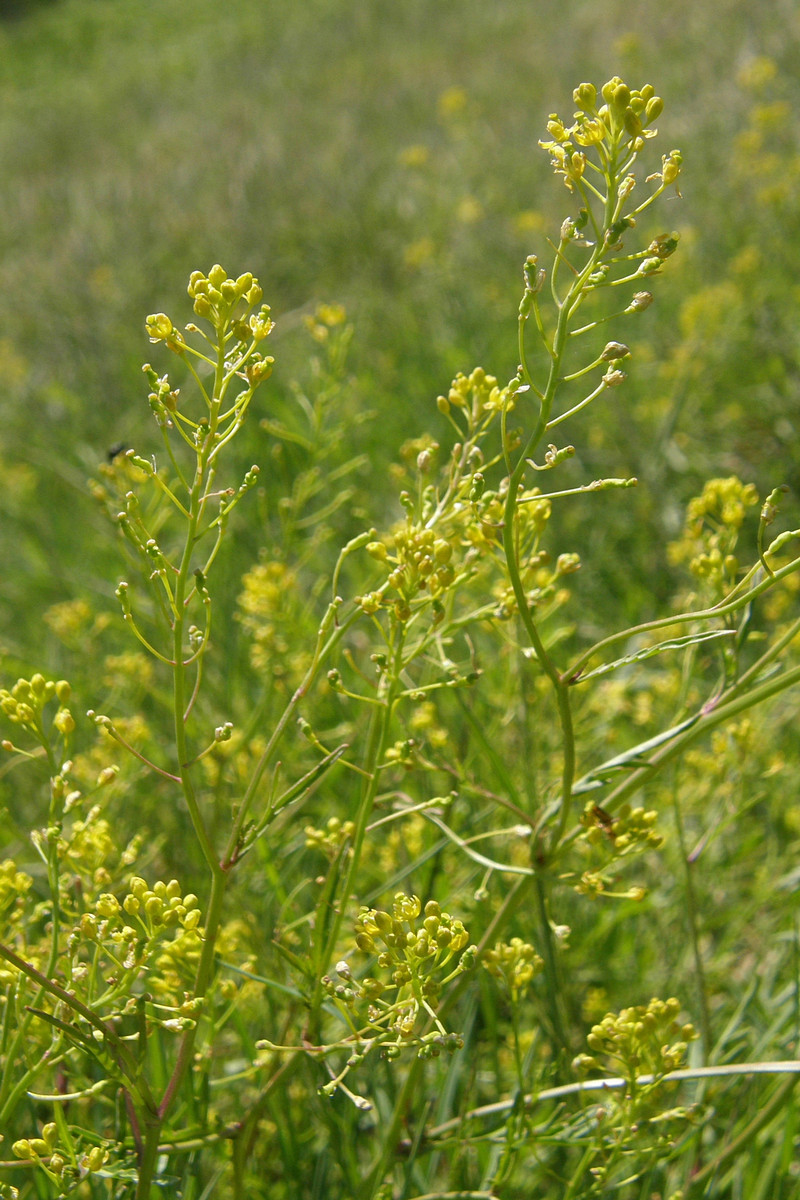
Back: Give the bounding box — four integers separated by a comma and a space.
1, 78, 799, 1200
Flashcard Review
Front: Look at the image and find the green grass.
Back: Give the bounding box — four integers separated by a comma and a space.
1, 3, 800, 1197
1, 0, 798, 650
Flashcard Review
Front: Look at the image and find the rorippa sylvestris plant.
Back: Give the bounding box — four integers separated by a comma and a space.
1, 78, 800, 1200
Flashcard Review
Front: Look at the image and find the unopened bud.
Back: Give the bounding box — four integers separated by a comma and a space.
556, 553, 581, 575
626, 291, 653, 313
612, 83, 631, 110
623, 108, 642, 137
601, 341, 630, 361
573, 82, 597, 111
145, 313, 173, 341
645, 95, 663, 123
54, 709, 75, 735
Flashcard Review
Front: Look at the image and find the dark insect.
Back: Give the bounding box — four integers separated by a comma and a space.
591, 804, 616, 841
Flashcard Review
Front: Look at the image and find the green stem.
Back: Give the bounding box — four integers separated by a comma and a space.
533, 874, 572, 1059
502, 145, 629, 855
670, 770, 712, 1059
309, 628, 404, 1037
136, 336, 231, 1198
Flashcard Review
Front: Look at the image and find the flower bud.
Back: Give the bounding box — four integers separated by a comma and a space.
556, 553, 581, 575
601, 341, 631, 361
372, 909, 393, 935
569, 151, 586, 180
145, 313, 173, 342
573, 82, 597, 111
612, 83, 631, 110
662, 149, 682, 185
545, 115, 568, 142
84, 1146, 108, 1172
645, 95, 663, 123
54, 709, 75, 735
626, 290, 653, 313
623, 108, 642, 137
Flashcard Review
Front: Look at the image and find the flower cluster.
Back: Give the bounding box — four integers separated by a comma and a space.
320, 895, 475, 1069
236, 558, 310, 683
353, 894, 474, 998
435, 366, 511, 419
580, 801, 664, 856
366, 526, 457, 620
121, 876, 201, 934
12, 1121, 109, 1190
64, 876, 205, 1011
668, 475, 760, 594
304, 816, 355, 860
482, 937, 543, 1002
540, 79, 679, 195
575, 996, 697, 1082
146, 265, 266, 347
0, 674, 74, 742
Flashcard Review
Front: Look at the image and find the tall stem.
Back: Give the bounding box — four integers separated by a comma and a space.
136, 335, 231, 1198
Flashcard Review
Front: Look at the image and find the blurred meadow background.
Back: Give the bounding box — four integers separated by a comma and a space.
3, 1, 800, 1194
2, 0, 799, 662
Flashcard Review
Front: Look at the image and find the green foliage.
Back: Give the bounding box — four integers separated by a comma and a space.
2, 52, 800, 1200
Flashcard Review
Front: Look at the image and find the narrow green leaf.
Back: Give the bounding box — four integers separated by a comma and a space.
577, 628, 735, 682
